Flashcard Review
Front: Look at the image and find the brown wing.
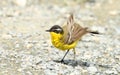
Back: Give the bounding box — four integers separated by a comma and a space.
71, 23, 88, 43
62, 14, 88, 44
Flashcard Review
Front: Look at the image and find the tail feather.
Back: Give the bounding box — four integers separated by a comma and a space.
89, 31, 99, 34
86, 28, 99, 34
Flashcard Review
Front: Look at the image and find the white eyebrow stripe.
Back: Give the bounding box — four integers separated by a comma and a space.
54, 28, 62, 31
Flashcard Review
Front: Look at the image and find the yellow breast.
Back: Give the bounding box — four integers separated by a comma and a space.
50, 32, 78, 50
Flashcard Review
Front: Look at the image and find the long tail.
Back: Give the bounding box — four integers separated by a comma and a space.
86, 28, 99, 34
89, 31, 99, 34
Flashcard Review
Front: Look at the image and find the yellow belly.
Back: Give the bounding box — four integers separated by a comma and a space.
50, 32, 78, 50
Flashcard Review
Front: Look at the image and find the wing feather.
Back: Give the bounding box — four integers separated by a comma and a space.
61, 14, 88, 44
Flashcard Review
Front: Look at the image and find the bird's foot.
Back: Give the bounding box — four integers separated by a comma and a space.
60, 59, 64, 63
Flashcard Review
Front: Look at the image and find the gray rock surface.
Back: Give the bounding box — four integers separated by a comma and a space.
0, 0, 120, 75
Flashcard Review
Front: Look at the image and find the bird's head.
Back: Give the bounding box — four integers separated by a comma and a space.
46, 25, 63, 34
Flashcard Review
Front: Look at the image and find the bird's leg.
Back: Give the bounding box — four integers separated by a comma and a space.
61, 50, 69, 62
73, 48, 76, 61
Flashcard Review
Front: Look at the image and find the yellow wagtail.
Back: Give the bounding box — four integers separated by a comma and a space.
46, 14, 99, 62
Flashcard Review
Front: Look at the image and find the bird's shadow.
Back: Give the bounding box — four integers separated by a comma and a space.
53, 59, 90, 67
53, 59, 112, 68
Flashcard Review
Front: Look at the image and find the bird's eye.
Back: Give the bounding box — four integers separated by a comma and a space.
52, 29, 62, 33
53, 30, 57, 33
54, 30, 59, 33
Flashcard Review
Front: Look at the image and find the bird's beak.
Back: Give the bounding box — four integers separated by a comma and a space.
46, 30, 50, 32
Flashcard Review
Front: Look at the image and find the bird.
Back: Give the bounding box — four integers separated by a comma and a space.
46, 13, 99, 62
